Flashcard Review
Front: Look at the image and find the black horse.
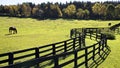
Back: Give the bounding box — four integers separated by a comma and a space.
108, 23, 111, 26
9, 27, 17, 34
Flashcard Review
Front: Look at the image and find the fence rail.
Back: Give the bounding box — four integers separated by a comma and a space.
0, 28, 111, 68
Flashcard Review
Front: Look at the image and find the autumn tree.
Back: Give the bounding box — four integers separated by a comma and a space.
3, 6, 10, 14
32, 6, 39, 17
63, 4, 76, 18
92, 3, 107, 19
0, 1, 120, 20
20, 3, 32, 17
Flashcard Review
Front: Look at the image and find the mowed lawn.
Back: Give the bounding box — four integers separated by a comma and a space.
0, 16, 120, 68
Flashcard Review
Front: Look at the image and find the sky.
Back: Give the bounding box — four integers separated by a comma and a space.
0, 0, 119, 5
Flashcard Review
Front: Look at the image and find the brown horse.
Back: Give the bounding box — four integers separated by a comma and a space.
9, 27, 17, 34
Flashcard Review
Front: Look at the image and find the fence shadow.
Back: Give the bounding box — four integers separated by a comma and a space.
35, 54, 70, 68
5, 33, 12, 36
33, 45, 111, 68
88, 46, 111, 68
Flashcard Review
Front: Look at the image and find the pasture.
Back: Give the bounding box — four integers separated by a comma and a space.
0, 16, 120, 68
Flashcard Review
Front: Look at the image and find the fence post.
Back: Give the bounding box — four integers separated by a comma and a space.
104, 35, 107, 47
83, 37, 86, 47
52, 44, 56, 55
102, 35, 106, 50
79, 36, 81, 49
70, 29, 73, 38
8, 52, 14, 65
82, 28, 84, 34
96, 29, 98, 40
90, 29, 92, 39
74, 50, 77, 68
98, 42, 101, 55
101, 34, 104, 50
100, 40, 103, 51
81, 36, 85, 48
99, 29, 101, 34
85, 48, 88, 68
82, 28, 86, 38
73, 38, 76, 50
35, 47, 39, 58
54, 56, 59, 68
64, 41, 67, 53
35, 48, 40, 68
92, 45, 95, 60
52, 44, 60, 68
100, 34, 103, 40
75, 29, 77, 38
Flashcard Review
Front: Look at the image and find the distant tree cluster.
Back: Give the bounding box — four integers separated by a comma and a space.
0, 1, 120, 20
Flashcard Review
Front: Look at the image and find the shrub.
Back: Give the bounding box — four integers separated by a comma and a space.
103, 32, 115, 40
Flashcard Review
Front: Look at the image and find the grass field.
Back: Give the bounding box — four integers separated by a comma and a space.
0, 16, 120, 68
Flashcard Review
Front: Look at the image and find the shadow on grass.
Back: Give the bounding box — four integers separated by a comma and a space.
31, 45, 111, 68
88, 45, 111, 68
5, 33, 12, 36
32, 56, 68, 68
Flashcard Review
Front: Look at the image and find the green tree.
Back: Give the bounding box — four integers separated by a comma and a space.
84, 9, 90, 19
0, 5, 4, 13
76, 8, 89, 19
115, 4, 120, 19
76, 8, 84, 19
106, 4, 115, 19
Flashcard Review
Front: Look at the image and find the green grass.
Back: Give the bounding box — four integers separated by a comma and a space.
0, 16, 120, 67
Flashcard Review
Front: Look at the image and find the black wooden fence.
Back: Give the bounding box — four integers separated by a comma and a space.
0, 35, 85, 67
109, 23, 120, 34
0, 28, 110, 68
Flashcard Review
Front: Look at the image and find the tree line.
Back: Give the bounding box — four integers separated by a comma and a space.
0, 1, 120, 20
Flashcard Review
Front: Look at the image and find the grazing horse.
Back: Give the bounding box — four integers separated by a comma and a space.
108, 23, 111, 26
9, 27, 17, 34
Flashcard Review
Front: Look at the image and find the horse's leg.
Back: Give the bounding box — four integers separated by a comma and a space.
13, 30, 15, 34
13, 29, 17, 34
9, 30, 12, 34
15, 29, 17, 34
13, 30, 16, 34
